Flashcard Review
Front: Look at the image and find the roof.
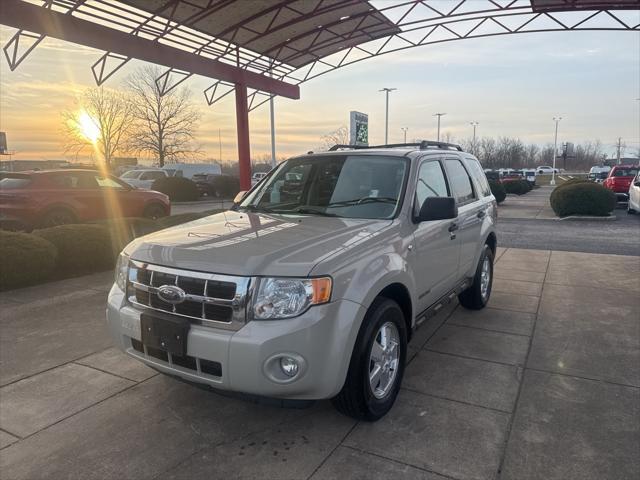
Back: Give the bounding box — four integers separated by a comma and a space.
121, 0, 401, 69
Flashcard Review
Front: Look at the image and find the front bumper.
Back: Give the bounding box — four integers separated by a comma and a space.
107, 285, 366, 400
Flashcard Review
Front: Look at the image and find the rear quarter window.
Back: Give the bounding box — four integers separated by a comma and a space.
464, 159, 492, 197
0, 176, 31, 189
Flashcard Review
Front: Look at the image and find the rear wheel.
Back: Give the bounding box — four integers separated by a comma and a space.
143, 203, 167, 220
40, 208, 76, 228
458, 244, 494, 310
332, 298, 407, 421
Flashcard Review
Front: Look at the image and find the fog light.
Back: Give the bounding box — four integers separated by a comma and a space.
280, 356, 299, 377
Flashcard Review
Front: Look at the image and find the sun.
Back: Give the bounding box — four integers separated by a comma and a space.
78, 111, 100, 143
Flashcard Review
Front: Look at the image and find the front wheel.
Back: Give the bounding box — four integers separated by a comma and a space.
332, 298, 407, 421
458, 244, 494, 310
143, 203, 167, 220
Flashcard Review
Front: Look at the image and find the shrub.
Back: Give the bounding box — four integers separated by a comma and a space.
549, 178, 591, 205
34, 224, 116, 276
151, 176, 199, 202
210, 175, 240, 198
0, 231, 57, 290
489, 180, 506, 204
550, 182, 616, 217
503, 180, 530, 195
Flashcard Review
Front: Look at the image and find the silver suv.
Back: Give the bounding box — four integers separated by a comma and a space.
107, 141, 497, 421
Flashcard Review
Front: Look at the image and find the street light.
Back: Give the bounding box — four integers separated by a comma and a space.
550, 116, 562, 186
434, 113, 446, 142
379, 87, 396, 144
470, 121, 479, 154
401, 127, 408, 143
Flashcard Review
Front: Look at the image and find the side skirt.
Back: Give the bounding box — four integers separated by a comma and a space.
413, 278, 471, 330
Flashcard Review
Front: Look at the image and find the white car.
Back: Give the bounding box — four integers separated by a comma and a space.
120, 169, 169, 189
536, 166, 559, 174
162, 163, 222, 180
628, 172, 640, 214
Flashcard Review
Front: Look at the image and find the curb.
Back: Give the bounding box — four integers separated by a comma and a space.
556, 214, 617, 221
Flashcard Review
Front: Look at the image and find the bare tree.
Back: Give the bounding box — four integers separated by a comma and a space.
319, 126, 349, 150
125, 66, 202, 166
62, 87, 131, 167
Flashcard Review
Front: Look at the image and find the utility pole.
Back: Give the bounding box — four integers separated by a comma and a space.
616, 137, 622, 164
379, 87, 396, 144
401, 127, 408, 143
434, 113, 446, 142
470, 121, 479, 154
550, 116, 562, 186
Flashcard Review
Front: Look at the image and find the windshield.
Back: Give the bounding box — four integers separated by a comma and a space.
240, 155, 409, 220
121, 171, 139, 179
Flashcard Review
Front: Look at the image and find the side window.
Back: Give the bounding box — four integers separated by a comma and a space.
465, 159, 492, 197
141, 171, 164, 181
50, 173, 97, 189
444, 159, 475, 205
95, 175, 126, 189
415, 160, 449, 208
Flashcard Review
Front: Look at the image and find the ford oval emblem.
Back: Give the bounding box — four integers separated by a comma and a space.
157, 285, 186, 305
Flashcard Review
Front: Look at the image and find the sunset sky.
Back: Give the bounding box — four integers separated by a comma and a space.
1, 17, 639, 164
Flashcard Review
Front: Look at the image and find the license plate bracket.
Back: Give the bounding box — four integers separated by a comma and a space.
140, 312, 190, 356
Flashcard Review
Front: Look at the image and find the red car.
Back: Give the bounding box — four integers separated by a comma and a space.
0, 169, 170, 230
603, 165, 639, 202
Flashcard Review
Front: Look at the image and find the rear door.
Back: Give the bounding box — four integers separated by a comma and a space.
443, 157, 484, 279
411, 157, 460, 312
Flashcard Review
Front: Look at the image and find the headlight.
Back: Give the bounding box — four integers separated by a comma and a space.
252, 277, 332, 320
115, 253, 129, 291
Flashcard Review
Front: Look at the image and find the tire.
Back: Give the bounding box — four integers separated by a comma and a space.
458, 244, 494, 310
627, 206, 636, 214
40, 208, 76, 228
331, 297, 407, 421
143, 203, 167, 220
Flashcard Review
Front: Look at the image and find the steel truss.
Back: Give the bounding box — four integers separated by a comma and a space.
2, 0, 639, 112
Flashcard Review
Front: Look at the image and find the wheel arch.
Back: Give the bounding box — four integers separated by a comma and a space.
376, 283, 413, 342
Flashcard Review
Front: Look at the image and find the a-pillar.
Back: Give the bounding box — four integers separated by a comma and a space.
235, 83, 251, 190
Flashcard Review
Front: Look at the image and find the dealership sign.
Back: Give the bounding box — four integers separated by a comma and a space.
349, 111, 368, 146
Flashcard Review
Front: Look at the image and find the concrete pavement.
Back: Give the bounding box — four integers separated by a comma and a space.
0, 248, 638, 479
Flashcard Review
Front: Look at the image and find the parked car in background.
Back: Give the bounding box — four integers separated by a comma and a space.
588, 165, 611, 183
193, 173, 240, 198
162, 163, 222, 180
251, 172, 268, 186
626, 171, 640, 213
120, 169, 169, 189
536, 166, 559, 174
500, 171, 523, 184
522, 169, 536, 185
0, 169, 170, 230
603, 165, 639, 202
484, 170, 500, 182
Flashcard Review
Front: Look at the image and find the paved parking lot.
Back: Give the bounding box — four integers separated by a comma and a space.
0, 248, 638, 480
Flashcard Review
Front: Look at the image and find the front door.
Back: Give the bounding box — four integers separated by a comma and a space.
412, 158, 460, 313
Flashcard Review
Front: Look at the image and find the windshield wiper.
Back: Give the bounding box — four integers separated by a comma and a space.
241, 204, 274, 213
327, 196, 397, 207
290, 207, 339, 217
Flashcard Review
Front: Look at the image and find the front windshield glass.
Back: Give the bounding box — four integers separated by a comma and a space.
240, 155, 408, 220
121, 170, 139, 179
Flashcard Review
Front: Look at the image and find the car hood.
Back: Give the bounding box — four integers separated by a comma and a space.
124, 210, 392, 277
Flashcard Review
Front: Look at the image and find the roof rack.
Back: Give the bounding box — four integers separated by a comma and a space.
328, 141, 463, 152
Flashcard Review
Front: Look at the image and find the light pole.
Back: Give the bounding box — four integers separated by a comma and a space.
434, 113, 446, 142
401, 127, 408, 143
550, 116, 562, 186
379, 87, 396, 144
470, 121, 479, 154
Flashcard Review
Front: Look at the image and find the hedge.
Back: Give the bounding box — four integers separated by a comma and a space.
151, 176, 199, 201
550, 182, 616, 217
503, 180, 530, 195
33, 224, 116, 277
210, 175, 240, 199
489, 180, 506, 204
549, 178, 591, 205
0, 231, 57, 290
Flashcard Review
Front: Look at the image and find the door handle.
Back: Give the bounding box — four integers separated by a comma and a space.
477, 210, 486, 219
448, 223, 459, 232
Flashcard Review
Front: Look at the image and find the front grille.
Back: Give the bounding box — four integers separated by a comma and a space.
126, 260, 251, 331
130, 338, 221, 377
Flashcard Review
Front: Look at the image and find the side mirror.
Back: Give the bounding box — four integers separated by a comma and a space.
233, 190, 248, 204
416, 197, 458, 222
